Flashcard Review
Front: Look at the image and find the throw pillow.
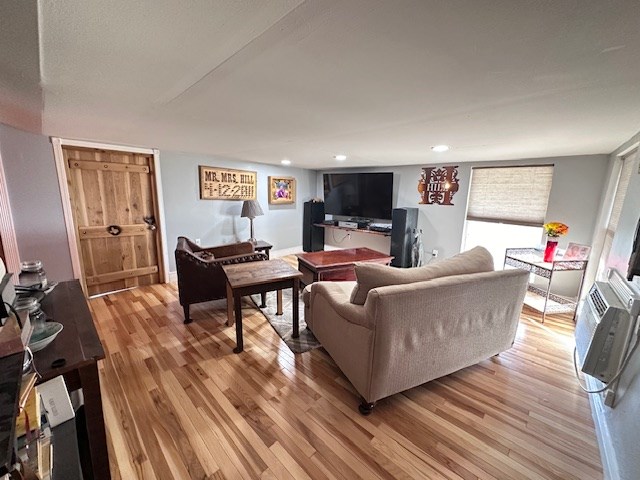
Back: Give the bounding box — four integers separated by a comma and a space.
196, 251, 215, 260
349, 246, 494, 305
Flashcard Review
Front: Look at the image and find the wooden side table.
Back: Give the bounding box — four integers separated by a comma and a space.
253, 240, 273, 259
223, 259, 302, 353
34, 280, 109, 480
296, 247, 394, 285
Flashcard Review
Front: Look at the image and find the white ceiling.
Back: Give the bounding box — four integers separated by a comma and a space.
7, 1, 640, 168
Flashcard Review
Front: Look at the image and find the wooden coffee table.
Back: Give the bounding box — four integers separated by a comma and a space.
222, 259, 302, 353
296, 247, 394, 285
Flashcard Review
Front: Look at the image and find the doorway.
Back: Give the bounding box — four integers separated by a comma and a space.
56, 141, 166, 296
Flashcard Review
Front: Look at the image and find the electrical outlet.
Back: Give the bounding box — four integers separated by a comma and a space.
432, 249, 439, 257
195, 238, 201, 246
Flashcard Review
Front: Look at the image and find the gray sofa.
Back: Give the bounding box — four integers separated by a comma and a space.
303, 246, 529, 414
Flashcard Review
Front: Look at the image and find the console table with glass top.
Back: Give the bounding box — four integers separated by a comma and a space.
503, 248, 588, 323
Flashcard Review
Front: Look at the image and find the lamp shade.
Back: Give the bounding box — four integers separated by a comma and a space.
241, 200, 264, 218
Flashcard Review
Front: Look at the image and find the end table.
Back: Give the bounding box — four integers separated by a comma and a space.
253, 240, 273, 259
504, 247, 588, 323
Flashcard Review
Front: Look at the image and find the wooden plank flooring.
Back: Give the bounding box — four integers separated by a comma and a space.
90, 259, 603, 479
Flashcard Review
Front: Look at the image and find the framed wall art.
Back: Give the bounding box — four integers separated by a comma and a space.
417, 166, 459, 205
199, 166, 256, 200
268, 176, 295, 204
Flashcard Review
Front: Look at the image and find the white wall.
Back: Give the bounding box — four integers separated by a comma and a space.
0, 0, 42, 133
589, 136, 640, 480
319, 155, 608, 286
160, 151, 317, 271
0, 123, 74, 281
0, 118, 613, 293
0, 123, 317, 280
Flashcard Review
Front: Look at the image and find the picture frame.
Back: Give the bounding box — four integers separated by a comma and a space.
268, 176, 296, 204
562, 242, 591, 260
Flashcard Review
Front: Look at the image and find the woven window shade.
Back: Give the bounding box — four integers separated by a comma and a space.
466, 165, 554, 226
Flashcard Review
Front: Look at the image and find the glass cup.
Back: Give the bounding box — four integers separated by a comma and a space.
28, 303, 46, 333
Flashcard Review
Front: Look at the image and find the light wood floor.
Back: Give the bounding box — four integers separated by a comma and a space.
91, 266, 603, 479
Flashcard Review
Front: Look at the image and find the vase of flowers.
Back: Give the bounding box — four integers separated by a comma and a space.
542, 222, 569, 262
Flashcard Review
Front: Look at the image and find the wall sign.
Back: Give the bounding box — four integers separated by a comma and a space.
418, 166, 459, 205
199, 166, 257, 200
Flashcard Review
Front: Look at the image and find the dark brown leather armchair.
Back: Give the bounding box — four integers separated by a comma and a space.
175, 236, 267, 324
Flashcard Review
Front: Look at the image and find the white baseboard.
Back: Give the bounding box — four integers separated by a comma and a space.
585, 374, 618, 480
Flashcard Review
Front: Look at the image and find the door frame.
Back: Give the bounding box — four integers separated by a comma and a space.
51, 138, 169, 293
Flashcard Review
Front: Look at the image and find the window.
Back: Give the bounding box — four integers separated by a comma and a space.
596, 151, 636, 280
466, 165, 554, 226
463, 165, 554, 263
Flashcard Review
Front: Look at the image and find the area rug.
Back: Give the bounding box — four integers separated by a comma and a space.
250, 290, 321, 353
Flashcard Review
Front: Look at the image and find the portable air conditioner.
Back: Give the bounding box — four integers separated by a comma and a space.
575, 269, 640, 405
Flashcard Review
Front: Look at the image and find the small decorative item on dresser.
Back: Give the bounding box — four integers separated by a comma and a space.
562, 242, 591, 260
542, 222, 569, 262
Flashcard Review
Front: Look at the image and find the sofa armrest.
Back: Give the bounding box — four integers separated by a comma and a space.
310, 282, 368, 328
178, 250, 265, 266
208, 252, 267, 265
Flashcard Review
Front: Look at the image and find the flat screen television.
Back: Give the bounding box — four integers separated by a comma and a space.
323, 172, 393, 220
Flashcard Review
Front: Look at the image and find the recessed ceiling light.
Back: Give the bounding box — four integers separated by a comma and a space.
281, 159, 291, 165
431, 145, 450, 152
334, 154, 347, 161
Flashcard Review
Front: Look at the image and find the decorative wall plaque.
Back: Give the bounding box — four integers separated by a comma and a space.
418, 166, 459, 205
199, 166, 257, 200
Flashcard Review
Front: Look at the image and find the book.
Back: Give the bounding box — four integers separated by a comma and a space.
19, 373, 37, 409
37, 427, 53, 480
15, 385, 41, 438
37, 376, 74, 428
16, 427, 53, 480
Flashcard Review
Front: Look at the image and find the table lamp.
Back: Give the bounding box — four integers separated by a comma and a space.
241, 200, 264, 243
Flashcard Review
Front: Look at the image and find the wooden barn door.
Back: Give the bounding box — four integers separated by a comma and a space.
63, 146, 162, 296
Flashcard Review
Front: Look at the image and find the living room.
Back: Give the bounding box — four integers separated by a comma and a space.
1, 1, 640, 479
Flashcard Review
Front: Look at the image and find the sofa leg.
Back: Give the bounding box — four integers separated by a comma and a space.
358, 400, 375, 416
183, 305, 192, 324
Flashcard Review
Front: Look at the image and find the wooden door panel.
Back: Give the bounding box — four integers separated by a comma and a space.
63, 146, 161, 296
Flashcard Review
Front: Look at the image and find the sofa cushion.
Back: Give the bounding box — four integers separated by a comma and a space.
195, 251, 215, 260
349, 246, 494, 305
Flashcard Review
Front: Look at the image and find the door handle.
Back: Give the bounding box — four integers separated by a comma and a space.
144, 216, 157, 231
107, 225, 122, 236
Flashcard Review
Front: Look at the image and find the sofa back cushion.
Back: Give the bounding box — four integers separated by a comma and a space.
349, 246, 494, 305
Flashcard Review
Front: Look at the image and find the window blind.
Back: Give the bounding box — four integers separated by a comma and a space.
466, 165, 554, 226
